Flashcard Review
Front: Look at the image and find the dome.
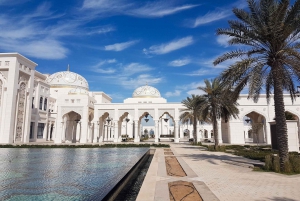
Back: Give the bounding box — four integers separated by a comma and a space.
132, 85, 161, 98
68, 87, 89, 95
46, 71, 89, 90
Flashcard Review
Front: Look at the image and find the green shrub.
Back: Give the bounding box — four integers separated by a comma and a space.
207, 145, 226, 152
289, 155, 300, 173
263, 154, 300, 174
272, 156, 280, 173
264, 155, 273, 171
283, 160, 293, 174
191, 142, 202, 146
151, 143, 170, 148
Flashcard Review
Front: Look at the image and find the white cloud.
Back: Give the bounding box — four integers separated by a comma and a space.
192, 10, 231, 27
172, 81, 208, 97
188, 0, 247, 28
143, 36, 194, 55
0, 2, 117, 59
187, 89, 205, 96
123, 63, 152, 75
82, 0, 198, 18
130, 2, 198, 18
165, 90, 181, 97
107, 59, 117, 63
184, 69, 215, 76
0, 39, 68, 59
119, 74, 163, 89
217, 35, 231, 47
105, 40, 139, 51
168, 57, 191, 67
87, 26, 116, 35
90, 59, 117, 74
89, 61, 161, 89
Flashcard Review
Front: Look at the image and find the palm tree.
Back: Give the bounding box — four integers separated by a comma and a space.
198, 79, 239, 149
180, 95, 205, 142
213, 0, 300, 171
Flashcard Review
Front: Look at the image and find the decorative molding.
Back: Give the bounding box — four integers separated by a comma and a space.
0, 72, 7, 82
18, 75, 28, 85
61, 106, 83, 117
15, 82, 27, 142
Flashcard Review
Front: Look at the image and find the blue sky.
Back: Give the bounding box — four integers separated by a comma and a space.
0, 0, 248, 102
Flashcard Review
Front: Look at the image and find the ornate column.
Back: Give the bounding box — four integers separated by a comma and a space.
154, 120, 159, 143
98, 119, 104, 142
76, 122, 81, 142
52, 124, 56, 140
93, 121, 98, 143
47, 121, 52, 141
87, 123, 91, 143
61, 121, 66, 142
174, 120, 179, 143
43, 122, 48, 140
134, 120, 139, 142
104, 123, 108, 141
114, 120, 119, 142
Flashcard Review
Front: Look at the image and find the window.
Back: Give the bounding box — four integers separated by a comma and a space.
32, 97, 34, 108
37, 123, 44, 139
5, 61, 9, 66
30, 122, 34, 139
39, 97, 43, 110
44, 98, 47, 111
0, 61, 2, 66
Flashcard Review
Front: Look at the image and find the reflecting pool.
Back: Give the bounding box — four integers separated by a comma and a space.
0, 148, 149, 201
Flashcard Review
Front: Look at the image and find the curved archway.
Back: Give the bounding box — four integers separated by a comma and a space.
62, 111, 81, 143
243, 111, 267, 144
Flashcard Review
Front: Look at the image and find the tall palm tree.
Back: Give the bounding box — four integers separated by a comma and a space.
180, 95, 205, 142
213, 0, 300, 171
198, 79, 239, 149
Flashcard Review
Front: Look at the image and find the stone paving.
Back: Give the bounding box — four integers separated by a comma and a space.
137, 143, 300, 201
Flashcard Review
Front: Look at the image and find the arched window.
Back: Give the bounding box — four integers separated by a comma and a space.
39, 97, 43, 110
44, 98, 47, 111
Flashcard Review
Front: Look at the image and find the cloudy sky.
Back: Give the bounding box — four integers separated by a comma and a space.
0, 0, 248, 102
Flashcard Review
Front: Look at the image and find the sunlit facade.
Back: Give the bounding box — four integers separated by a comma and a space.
0, 53, 299, 152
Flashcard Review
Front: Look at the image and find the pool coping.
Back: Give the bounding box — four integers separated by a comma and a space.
102, 148, 155, 201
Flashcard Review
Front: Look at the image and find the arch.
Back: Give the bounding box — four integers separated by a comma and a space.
240, 109, 268, 122
242, 111, 267, 144
285, 109, 300, 120
61, 108, 83, 118
62, 111, 81, 143
159, 111, 174, 121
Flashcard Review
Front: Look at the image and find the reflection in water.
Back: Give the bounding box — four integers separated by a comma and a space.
0, 148, 148, 200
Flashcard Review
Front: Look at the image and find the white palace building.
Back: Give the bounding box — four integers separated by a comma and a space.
0, 53, 299, 152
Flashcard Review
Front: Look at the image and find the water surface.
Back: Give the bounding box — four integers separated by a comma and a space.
0, 148, 148, 201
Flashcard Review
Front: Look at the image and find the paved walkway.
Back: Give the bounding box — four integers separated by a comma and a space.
137, 143, 300, 201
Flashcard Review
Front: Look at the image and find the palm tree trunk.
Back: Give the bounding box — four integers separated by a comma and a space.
272, 67, 288, 172
193, 116, 197, 142
212, 109, 219, 149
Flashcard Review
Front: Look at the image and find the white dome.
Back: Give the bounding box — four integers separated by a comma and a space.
68, 87, 89, 95
46, 71, 89, 90
132, 85, 161, 98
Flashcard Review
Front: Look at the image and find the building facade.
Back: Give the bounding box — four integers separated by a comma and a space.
0, 53, 299, 152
